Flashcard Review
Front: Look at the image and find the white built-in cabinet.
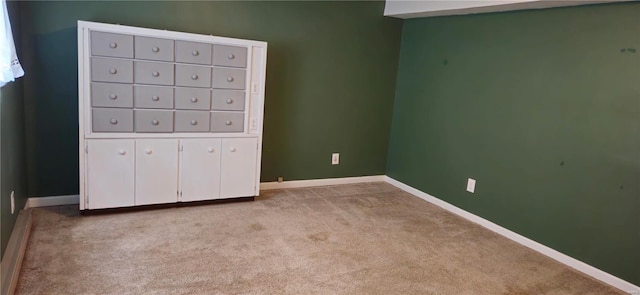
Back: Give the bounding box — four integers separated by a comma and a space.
78, 21, 267, 210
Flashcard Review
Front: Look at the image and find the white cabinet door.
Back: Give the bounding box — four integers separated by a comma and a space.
87, 139, 135, 209
180, 139, 222, 202
135, 139, 179, 205
220, 138, 258, 198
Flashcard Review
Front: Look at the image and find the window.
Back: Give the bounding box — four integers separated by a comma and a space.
0, 0, 24, 88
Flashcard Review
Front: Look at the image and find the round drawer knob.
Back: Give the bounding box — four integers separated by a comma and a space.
225, 120, 232, 126
191, 74, 198, 80
190, 97, 198, 103
190, 120, 198, 125
109, 68, 117, 75
152, 96, 160, 101
207, 147, 214, 153
152, 71, 160, 77
118, 149, 126, 155
226, 77, 234, 82
145, 149, 152, 155
109, 94, 118, 100
230, 147, 237, 152
192, 50, 199, 56
228, 54, 235, 60
226, 98, 233, 104
151, 119, 159, 125
152, 46, 160, 53
110, 118, 118, 125
109, 42, 117, 48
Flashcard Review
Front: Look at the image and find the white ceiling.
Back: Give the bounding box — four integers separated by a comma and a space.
384, 0, 632, 19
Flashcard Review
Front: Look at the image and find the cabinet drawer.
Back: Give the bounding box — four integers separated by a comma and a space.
135, 110, 174, 133
213, 45, 247, 68
90, 31, 133, 58
91, 82, 133, 108
134, 85, 174, 109
176, 64, 211, 88
175, 110, 210, 132
211, 112, 244, 133
212, 67, 245, 89
92, 108, 133, 132
175, 87, 210, 110
134, 61, 174, 86
91, 57, 133, 84
135, 36, 174, 62
211, 90, 245, 111
176, 40, 212, 65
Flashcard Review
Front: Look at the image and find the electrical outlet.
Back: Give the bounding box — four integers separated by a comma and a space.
467, 178, 476, 193
277, 176, 284, 183
11, 191, 15, 214
332, 153, 339, 165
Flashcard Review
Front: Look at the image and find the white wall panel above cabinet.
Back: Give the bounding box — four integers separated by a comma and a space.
384, 0, 630, 19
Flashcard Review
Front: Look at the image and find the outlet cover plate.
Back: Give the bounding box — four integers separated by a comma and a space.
10, 191, 15, 214
332, 153, 339, 165
467, 178, 476, 193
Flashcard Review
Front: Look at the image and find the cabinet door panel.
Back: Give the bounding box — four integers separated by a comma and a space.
135, 139, 179, 205
180, 139, 222, 202
87, 140, 135, 209
220, 138, 258, 198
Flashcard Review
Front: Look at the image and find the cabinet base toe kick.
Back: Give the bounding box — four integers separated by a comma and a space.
80, 196, 255, 214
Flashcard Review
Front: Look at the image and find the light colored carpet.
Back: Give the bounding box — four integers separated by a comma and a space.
16, 182, 624, 294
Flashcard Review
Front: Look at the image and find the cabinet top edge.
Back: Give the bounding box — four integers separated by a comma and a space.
77, 20, 268, 48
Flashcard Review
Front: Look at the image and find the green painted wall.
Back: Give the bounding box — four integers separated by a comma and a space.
1, 0, 28, 259
19, 1, 402, 197
387, 3, 640, 285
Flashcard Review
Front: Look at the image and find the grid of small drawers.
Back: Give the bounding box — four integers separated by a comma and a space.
89, 31, 248, 133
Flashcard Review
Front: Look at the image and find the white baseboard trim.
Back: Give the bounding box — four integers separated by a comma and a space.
384, 176, 640, 294
1, 209, 33, 295
260, 175, 386, 190
25, 194, 79, 209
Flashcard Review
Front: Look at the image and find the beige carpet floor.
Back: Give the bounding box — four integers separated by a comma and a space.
16, 182, 625, 294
